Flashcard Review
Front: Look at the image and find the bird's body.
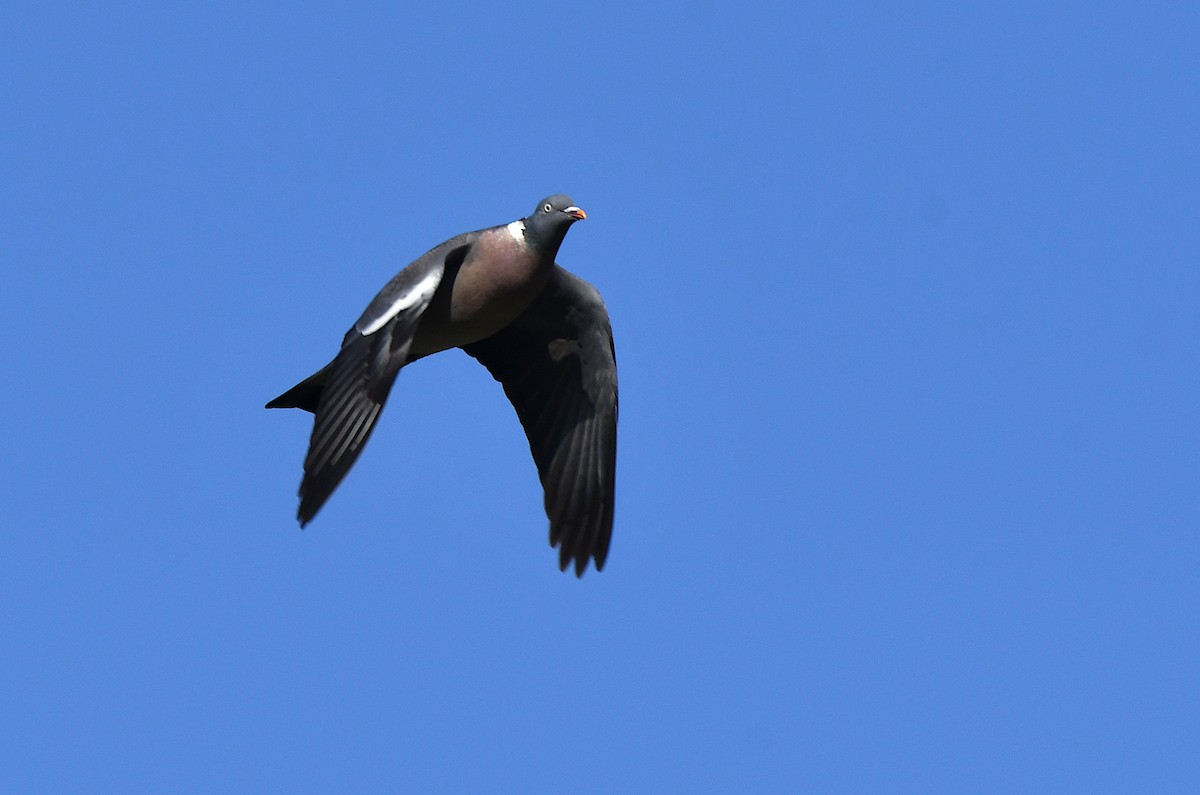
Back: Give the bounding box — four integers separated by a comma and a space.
407, 221, 550, 358
267, 196, 617, 575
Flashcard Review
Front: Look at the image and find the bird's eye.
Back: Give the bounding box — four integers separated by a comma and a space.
543, 203, 553, 213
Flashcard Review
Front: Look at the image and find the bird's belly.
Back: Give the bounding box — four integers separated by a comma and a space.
408, 258, 549, 359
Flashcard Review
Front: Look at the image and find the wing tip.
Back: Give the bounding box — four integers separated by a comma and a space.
554, 532, 609, 577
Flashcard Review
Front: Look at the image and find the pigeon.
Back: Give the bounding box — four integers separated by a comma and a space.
267, 195, 617, 575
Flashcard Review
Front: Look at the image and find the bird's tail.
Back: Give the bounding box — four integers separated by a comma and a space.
265, 364, 331, 413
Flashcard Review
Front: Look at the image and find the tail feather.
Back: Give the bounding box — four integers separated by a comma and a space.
265, 364, 331, 413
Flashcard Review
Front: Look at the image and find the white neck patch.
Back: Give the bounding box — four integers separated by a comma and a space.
506, 220, 526, 243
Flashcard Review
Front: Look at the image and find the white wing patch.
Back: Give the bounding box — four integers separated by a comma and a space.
357, 268, 441, 336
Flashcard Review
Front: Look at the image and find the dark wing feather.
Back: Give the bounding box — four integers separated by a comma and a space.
296, 307, 425, 525
287, 243, 467, 525
463, 266, 618, 576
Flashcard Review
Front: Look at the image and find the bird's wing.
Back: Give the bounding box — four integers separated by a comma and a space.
463, 265, 618, 575
297, 240, 471, 525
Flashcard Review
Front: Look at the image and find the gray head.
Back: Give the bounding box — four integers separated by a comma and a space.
522, 194, 586, 253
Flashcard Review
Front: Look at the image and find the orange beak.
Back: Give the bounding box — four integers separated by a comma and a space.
565, 206, 587, 221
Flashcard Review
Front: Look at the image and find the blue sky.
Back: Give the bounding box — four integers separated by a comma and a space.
3, 2, 1198, 791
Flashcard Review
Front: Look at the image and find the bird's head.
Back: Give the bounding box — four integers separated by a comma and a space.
522, 194, 586, 252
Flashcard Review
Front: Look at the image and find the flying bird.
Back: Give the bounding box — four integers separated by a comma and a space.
266, 195, 617, 575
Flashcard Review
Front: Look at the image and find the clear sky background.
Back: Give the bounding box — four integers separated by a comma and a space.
3, 2, 1197, 791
